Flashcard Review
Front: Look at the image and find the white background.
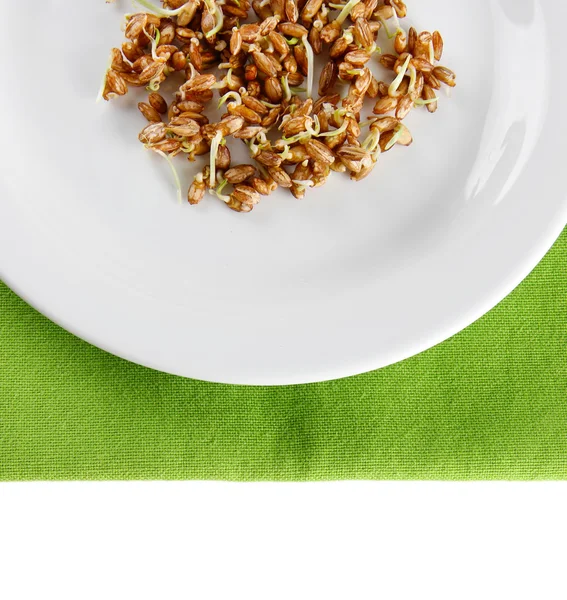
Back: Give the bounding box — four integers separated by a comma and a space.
1, 482, 566, 599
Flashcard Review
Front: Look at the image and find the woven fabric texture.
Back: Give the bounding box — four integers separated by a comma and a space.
0, 229, 565, 481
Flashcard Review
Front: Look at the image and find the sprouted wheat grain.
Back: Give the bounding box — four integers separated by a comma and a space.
100, 0, 456, 212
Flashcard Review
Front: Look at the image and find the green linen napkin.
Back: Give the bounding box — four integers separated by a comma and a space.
1, 229, 565, 481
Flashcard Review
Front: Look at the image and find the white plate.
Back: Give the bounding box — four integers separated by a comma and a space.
1, 0, 566, 385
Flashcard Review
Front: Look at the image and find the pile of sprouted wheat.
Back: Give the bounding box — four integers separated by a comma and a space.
100, 0, 456, 212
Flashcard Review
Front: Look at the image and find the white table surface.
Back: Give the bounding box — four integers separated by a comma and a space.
1, 482, 566, 599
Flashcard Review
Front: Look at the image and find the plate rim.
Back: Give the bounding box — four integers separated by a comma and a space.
2, 217, 565, 385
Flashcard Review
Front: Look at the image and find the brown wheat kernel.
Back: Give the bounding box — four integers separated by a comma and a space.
102, 0, 456, 212
225, 165, 257, 184
148, 92, 168, 114
138, 102, 162, 123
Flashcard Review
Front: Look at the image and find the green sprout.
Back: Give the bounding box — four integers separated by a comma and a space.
96, 55, 112, 103
407, 64, 417, 94
428, 40, 435, 64
215, 173, 230, 202
154, 150, 182, 204
388, 53, 411, 96
384, 124, 404, 151
281, 75, 292, 101
209, 131, 224, 188
143, 26, 161, 61
317, 117, 349, 138
279, 144, 291, 161
305, 115, 321, 137
291, 178, 314, 194
147, 75, 163, 92
209, 174, 231, 203
379, 10, 403, 39
218, 90, 242, 108
342, 29, 354, 45
281, 132, 311, 144
361, 130, 380, 153
246, 138, 260, 156
414, 97, 438, 106
133, 0, 193, 17
331, 107, 350, 124
301, 35, 314, 98
336, 0, 361, 25
254, 162, 270, 179
260, 100, 281, 108
203, 0, 225, 38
